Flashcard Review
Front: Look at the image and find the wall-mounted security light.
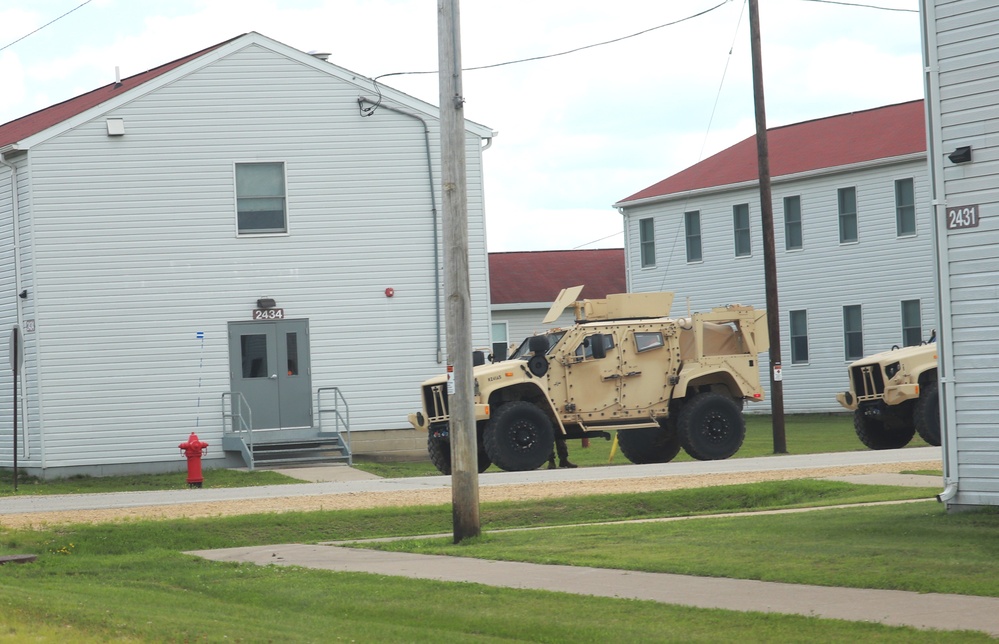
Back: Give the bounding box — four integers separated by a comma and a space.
257, 298, 277, 309
948, 146, 972, 164
106, 118, 125, 136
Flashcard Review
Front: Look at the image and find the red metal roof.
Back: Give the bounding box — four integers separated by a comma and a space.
618, 100, 926, 205
489, 249, 626, 305
0, 36, 240, 149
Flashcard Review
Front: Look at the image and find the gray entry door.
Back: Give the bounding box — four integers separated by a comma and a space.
228, 319, 312, 430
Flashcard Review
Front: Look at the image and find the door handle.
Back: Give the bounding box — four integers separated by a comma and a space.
269, 374, 278, 380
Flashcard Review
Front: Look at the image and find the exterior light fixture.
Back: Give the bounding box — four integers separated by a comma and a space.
948, 146, 972, 164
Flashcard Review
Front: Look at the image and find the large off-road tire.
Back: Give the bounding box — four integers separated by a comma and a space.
483, 401, 555, 472
913, 382, 941, 446
853, 410, 915, 450
616, 421, 682, 464
677, 393, 746, 461
427, 434, 492, 475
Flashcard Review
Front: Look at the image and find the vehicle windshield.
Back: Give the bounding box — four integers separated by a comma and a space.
510, 331, 565, 359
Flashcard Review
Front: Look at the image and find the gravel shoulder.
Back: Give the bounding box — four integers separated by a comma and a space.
0, 460, 941, 530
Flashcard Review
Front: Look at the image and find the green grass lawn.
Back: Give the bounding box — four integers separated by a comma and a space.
1, 480, 992, 642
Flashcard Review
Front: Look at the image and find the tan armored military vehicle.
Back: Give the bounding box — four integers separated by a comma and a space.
408, 286, 769, 473
835, 340, 939, 449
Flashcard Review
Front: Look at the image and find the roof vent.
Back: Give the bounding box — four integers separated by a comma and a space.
308, 51, 331, 62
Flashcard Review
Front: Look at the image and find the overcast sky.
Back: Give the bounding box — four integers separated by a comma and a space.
1, 0, 923, 252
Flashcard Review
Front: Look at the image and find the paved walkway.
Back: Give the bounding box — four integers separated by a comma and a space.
189, 542, 999, 637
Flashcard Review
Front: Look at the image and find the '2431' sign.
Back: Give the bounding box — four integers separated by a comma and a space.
947, 205, 980, 230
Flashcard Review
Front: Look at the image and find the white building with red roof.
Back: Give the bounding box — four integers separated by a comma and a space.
615, 100, 935, 414
488, 249, 626, 358
0, 32, 495, 477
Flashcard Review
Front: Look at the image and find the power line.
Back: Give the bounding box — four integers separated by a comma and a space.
798, 0, 917, 12
374, 2, 730, 82
0, 0, 95, 53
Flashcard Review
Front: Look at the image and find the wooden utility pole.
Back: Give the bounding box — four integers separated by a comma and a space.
437, 0, 481, 542
748, 0, 786, 453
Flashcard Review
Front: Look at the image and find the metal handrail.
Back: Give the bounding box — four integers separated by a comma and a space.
222, 391, 254, 449
317, 386, 351, 464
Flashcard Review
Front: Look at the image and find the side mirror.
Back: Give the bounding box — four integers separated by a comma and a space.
590, 334, 607, 360
528, 335, 549, 355
473, 350, 486, 367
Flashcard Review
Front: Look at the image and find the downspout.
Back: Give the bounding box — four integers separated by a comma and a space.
920, 0, 958, 504
1, 151, 29, 459
358, 97, 444, 363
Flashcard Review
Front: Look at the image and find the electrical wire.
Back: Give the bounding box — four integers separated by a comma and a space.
0, 0, 95, 53
798, 0, 917, 12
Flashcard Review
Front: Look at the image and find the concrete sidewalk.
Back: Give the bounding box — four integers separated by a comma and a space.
188, 543, 999, 637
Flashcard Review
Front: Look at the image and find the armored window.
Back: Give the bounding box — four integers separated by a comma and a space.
901, 300, 922, 347
784, 195, 802, 250
236, 162, 287, 234
733, 203, 751, 257
843, 305, 863, 361
789, 310, 808, 364
575, 333, 614, 359
634, 331, 665, 353
639, 218, 656, 267
685, 211, 702, 262
895, 178, 916, 237
838, 187, 858, 243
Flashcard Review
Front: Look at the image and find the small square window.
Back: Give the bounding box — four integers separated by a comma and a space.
634, 331, 665, 352
236, 162, 287, 234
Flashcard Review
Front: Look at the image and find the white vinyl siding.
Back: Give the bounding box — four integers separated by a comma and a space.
922, 0, 999, 509
622, 157, 934, 414
7, 39, 493, 470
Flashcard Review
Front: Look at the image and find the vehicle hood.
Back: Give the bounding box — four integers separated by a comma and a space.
849, 342, 937, 367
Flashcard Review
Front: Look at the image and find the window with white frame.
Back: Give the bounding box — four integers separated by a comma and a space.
491, 321, 509, 360
236, 162, 287, 234
843, 305, 863, 360
784, 195, 802, 250
895, 178, 916, 237
789, 310, 808, 364
838, 187, 857, 243
685, 211, 702, 262
733, 203, 751, 257
639, 218, 656, 267
901, 300, 922, 347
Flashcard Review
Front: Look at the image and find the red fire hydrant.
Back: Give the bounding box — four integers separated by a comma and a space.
179, 432, 209, 488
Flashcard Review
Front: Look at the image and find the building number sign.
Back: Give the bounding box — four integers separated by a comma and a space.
947, 204, 980, 230
252, 308, 285, 320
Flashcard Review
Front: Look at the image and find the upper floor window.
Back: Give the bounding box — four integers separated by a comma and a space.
639, 218, 656, 267
901, 300, 922, 347
895, 178, 916, 237
843, 304, 863, 361
838, 187, 857, 243
733, 203, 752, 257
789, 309, 809, 364
236, 162, 287, 234
685, 211, 702, 262
784, 195, 802, 250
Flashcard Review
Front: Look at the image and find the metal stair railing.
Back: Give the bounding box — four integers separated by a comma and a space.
222, 392, 255, 470
317, 386, 351, 465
